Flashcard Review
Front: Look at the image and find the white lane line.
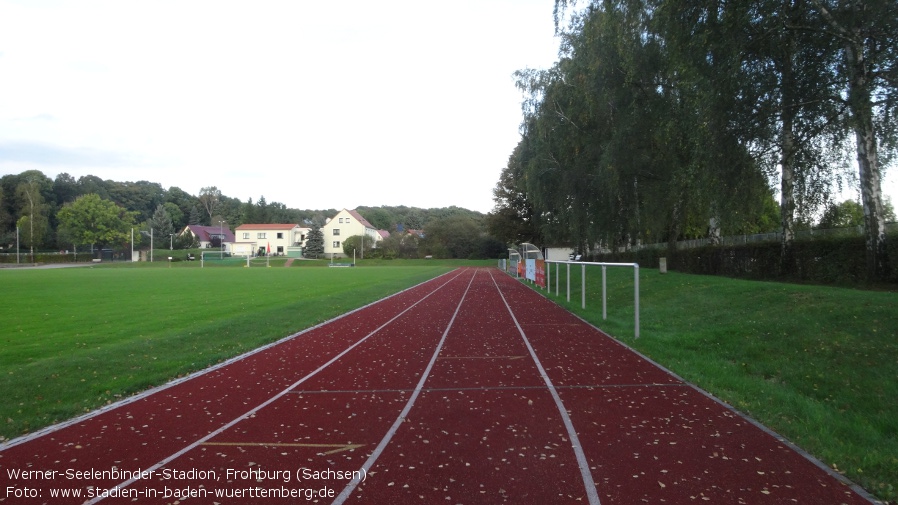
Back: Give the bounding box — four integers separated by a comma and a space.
331, 268, 478, 505
1, 270, 460, 451
490, 270, 602, 505
84, 269, 466, 504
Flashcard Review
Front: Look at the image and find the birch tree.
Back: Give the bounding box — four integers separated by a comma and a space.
16, 177, 49, 263
810, 0, 897, 280
198, 186, 222, 224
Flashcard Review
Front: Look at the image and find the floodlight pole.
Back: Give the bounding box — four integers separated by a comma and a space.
16, 226, 20, 264
219, 220, 226, 259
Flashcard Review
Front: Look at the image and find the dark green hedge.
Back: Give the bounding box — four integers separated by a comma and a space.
0, 252, 107, 264
593, 234, 898, 285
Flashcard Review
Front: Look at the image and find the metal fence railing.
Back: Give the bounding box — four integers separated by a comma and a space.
545, 260, 640, 339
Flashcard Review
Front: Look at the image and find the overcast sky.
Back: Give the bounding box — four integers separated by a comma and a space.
1, 1, 894, 215
0, 0, 560, 213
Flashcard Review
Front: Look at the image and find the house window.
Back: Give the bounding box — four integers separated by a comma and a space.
333, 241, 341, 248
257, 232, 267, 239
242, 232, 250, 239
277, 232, 283, 239
346, 218, 351, 224
338, 218, 344, 223
333, 229, 340, 236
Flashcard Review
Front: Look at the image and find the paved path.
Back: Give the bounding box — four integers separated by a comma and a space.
0, 268, 874, 504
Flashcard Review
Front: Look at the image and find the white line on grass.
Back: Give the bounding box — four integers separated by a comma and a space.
490, 269, 602, 505
83, 269, 467, 504
331, 268, 477, 505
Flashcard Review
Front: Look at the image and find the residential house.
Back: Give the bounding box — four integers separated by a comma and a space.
179, 225, 236, 254
321, 209, 387, 258
234, 224, 310, 257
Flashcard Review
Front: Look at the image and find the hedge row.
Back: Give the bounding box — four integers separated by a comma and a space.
592, 234, 898, 285
0, 252, 109, 264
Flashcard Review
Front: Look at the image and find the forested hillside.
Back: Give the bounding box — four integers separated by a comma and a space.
0, 169, 491, 257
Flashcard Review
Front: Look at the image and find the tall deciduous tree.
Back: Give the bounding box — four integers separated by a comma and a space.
16, 176, 50, 263
811, 0, 897, 280
487, 142, 544, 246
197, 186, 222, 224
57, 194, 137, 250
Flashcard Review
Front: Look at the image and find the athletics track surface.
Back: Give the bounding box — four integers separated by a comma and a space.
0, 267, 875, 504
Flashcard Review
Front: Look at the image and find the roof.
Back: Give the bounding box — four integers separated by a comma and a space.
235, 223, 300, 230
182, 225, 236, 243
346, 209, 376, 230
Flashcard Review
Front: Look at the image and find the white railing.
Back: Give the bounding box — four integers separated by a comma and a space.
546, 260, 640, 339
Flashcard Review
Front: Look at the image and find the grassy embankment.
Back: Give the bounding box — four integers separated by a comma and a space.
537, 265, 896, 502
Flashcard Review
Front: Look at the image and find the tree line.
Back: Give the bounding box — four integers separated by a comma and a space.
0, 169, 501, 259
487, 0, 896, 280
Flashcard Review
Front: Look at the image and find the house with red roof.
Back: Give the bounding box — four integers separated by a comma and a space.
179, 225, 236, 254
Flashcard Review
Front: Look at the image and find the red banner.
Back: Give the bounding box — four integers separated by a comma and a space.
535, 259, 546, 288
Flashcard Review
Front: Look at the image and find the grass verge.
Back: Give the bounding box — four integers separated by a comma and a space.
535, 266, 897, 502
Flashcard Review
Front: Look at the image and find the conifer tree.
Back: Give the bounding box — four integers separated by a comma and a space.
303, 224, 324, 258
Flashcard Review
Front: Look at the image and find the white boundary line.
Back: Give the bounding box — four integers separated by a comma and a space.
76, 270, 466, 504
332, 268, 477, 504
507, 269, 879, 505
0, 269, 460, 451
490, 269, 602, 505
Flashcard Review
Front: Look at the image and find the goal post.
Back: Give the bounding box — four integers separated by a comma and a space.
200, 251, 247, 268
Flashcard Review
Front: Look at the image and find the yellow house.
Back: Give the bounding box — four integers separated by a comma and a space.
322, 209, 385, 258
234, 224, 309, 257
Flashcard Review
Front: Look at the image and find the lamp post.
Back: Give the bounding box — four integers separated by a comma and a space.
169, 234, 174, 251
219, 220, 226, 259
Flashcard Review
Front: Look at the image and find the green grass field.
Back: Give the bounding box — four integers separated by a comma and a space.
537, 265, 897, 502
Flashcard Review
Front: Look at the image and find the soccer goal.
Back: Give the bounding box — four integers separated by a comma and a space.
200, 251, 246, 267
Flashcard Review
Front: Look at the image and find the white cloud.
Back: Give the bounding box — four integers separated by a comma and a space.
0, 0, 561, 212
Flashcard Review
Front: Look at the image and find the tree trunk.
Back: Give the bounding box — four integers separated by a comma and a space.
780, 72, 797, 274
846, 38, 889, 281
708, 201, 721, 246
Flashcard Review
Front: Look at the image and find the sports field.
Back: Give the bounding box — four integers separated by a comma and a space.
0, 263, 457, 439
1, 262, 895, 502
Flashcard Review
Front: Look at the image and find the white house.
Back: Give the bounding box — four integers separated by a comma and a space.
234, 223, 310, 257
321, 209, 385, 258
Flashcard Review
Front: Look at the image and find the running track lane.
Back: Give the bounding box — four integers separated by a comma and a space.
1, 267, 876, 504
489, 269, 874, 505
0, 269, 469, 503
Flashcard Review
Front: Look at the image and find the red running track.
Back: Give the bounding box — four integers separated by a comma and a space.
0, 267, 874, 504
